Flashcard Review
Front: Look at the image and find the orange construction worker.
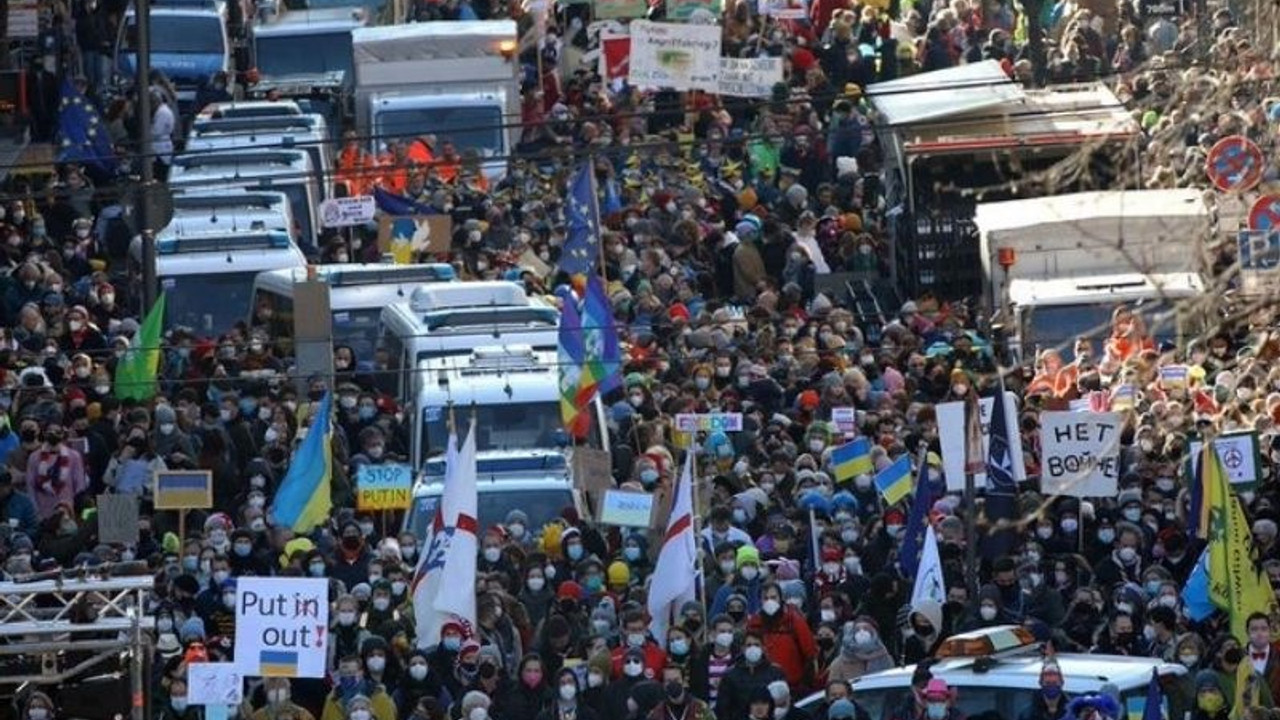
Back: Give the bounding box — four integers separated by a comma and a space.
378, 140, 409, 195
434, 141, 462, 185
406, 134, 435, 167
335, 131, 375, 197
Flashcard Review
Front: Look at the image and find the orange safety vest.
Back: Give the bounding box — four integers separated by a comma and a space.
336, 147, 373, 197
379, 152, 407, 195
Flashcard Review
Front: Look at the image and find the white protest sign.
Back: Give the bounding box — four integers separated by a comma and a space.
718, 57, 784, 97
319, 196, 376, 228
234, 577, 329, 678
937, 392, 1026, 491
1188, 432, 1261, 487
627, 21, 722, 92
1039, 411, 1122, 498
831, 407, 857, 436
188, 663, 244, 706
599, 490, 656, 527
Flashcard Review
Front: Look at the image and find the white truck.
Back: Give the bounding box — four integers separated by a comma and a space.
976, 189, 1214, 362
351, 21, 519, 181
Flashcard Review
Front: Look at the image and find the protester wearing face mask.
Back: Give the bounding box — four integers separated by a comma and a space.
1093, 521, 1145, 587
252, 677, 317, 720
743, 582, 817, 688
321, 655, 397, 720
532, 667, 598, 720
827, 617, 892, 684
714, 631, 785, 720
1016, 660, 1070, 720
158, 678, 198, 720
330, 520, 375, 591
709, 544, 766, 618
392, 649, 451, 719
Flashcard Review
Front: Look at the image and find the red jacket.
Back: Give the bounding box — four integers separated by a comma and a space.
611, 641, 669, 681
745, 607, 818, 689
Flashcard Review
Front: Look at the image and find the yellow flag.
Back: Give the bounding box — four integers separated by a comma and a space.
1231, 654, 1261, 720
1205, 443, 1232, 610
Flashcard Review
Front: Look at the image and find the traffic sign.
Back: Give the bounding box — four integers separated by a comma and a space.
319, 195, 376, 228
1248, 194, 1280, 231
1206, 135, 1264, 192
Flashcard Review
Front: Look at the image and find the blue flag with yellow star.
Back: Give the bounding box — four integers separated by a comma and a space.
56, 79, 116, 175
559, 164, 600, 277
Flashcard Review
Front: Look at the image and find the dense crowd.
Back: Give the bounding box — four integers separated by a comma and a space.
2, 0, 1280, 717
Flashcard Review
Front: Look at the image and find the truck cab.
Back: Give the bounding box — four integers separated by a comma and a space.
249, 6, 367, 128
114, 0, 235, 114
352, 21, 519, 181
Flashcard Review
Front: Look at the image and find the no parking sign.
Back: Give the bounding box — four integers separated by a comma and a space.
1249, 194, 1280, 231
1206, 135, 1264, 192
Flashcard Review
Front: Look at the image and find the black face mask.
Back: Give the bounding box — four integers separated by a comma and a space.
479, 663, 496, 679
342, 535, 361, 550
665, 681, 685, 703
817, 636, 835, 650
20, 429, 37, 443
309, 389, 325, 402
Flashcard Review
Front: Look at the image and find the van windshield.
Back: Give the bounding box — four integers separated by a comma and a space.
125, 17, 225, 55
162, 271, 260, 334
420, 403, 566, 460
256, 32, 354, 77
332, 308, 382, 362
376, 106, 502, 156
850, 681, 1157, 720
1023, 300, 1182, 360
407, 488, 574, 539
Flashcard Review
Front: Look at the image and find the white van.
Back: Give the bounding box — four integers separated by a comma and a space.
195, 100, 305, 121
249, 263, 456, 360
379, 282, 559, 399
185, 113, 334, 198
169, 148, 321, 250
799, 626, 1187, 720
409, 346, 607, 468
135, 230, 307, 334
167, 190, 295, 239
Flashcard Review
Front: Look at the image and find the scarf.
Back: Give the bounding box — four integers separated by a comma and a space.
33, 447, 71, 493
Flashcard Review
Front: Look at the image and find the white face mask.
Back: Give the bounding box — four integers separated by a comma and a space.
559, 684, 577, 701
980, 605, 998, 621
744, 646, 764, 664
410, 664, 429, 681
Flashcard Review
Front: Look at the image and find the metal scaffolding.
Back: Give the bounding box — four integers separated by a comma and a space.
0, 570, 154, 720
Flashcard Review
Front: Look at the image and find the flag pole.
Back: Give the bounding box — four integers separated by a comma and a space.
587, 154, 608, 282
688, 440, 709, 638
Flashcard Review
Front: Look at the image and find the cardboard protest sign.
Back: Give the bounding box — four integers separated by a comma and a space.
1039, 411, 1122, 497
627, 21, 722, 92
233, 578, 329, 678
356, 464, 413, 511
96, 494, 139, 546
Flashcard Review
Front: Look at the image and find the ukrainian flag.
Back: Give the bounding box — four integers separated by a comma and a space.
153, 471, 211, 508
831, 438, 873, 483
260, 650, 299, 677
874, 456, 913, 505
271, 392, 333, 533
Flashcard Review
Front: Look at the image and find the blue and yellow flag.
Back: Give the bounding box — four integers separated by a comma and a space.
271, 392, 333, 532
831, 438, 873, 482
1202, 440, 1277, 641
559, 165, 601, 277
56, 78, 117, 174
874, 456, 913, 506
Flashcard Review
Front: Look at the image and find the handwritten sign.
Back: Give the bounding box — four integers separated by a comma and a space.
627, 21, 723, 93
1188, 432, 1261, 488
758, 0, 807, 18
356, 464, 413, 511
936, 392, 1026, 491
831, 407, 857, 437
188, 663, 243, 706
96, 494, 140, 546
675, 412, 744, 433
319, 196, 376, 228
718, 57, 784, 97
599, 490, 656, 527
233, 578, 329, 678
1039, 411, 1122, 498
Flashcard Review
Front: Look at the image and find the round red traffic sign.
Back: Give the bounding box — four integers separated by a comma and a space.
1206, 135, 1265, 192
1249, 194, 1280, 231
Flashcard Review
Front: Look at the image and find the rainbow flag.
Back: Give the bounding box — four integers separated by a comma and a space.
831, 437, 873, 482
557, 294, 592, 438
153, 471, 211, 509
874, 456, 913, 505
260, 649, 298, 676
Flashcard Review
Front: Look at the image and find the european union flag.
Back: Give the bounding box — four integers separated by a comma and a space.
56, 79, 116, 175
559, 164, 600, 277
373, 186, 437, 216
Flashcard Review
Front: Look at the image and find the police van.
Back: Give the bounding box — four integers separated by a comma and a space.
168, 190, 295, 239
249, 263, 456, 359
379, 281, 559, 400
799, 627, 1187, 720
134, 230, 306, 334
114, 0, 234, 113
185, 113, 334, 198
405, 450, 585, 541
169, 148, 322, 251
409, 345, 606, 469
